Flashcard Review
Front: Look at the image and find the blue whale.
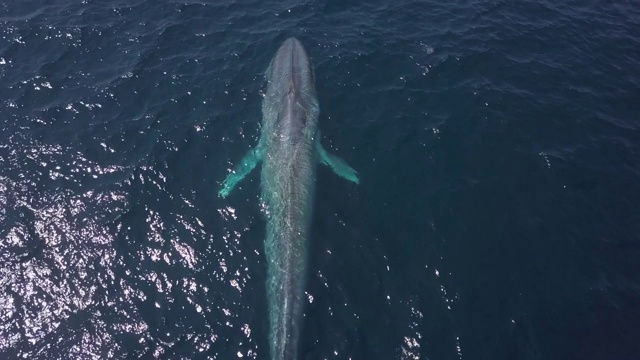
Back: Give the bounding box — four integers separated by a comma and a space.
219, 37, 359, 360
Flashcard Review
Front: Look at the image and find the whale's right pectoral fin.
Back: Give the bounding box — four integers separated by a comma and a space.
317, 141, 359, 184
219, 144, 264, 198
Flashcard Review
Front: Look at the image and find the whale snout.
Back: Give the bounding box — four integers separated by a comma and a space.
276, 37, 307, 64
281, 37, 304, 50
268, 37, 314, 90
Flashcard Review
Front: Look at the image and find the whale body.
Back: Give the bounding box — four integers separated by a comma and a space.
219, 37, 358, 360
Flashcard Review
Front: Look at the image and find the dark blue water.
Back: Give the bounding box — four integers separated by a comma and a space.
1, 1, 639, 359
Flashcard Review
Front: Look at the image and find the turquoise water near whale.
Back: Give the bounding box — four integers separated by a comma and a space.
1, 1, 639, 359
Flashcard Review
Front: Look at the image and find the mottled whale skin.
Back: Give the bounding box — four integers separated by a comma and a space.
219, 37, 358, 360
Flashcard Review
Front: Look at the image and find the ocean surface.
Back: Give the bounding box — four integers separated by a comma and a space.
1, 0, 639, 359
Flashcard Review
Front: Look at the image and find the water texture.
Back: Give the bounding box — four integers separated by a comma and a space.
1, 0, 639, 359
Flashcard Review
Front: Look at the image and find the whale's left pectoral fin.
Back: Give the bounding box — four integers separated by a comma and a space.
317, 141, 359, 184
219, 145, 264, 198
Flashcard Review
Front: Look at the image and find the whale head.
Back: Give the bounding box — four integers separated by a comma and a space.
267, 37, 316, 99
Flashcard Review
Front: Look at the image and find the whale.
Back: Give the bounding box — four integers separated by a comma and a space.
218, 37, 359, 360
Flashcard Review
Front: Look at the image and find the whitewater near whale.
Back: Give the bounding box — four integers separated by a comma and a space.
218, 37, 359, 360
